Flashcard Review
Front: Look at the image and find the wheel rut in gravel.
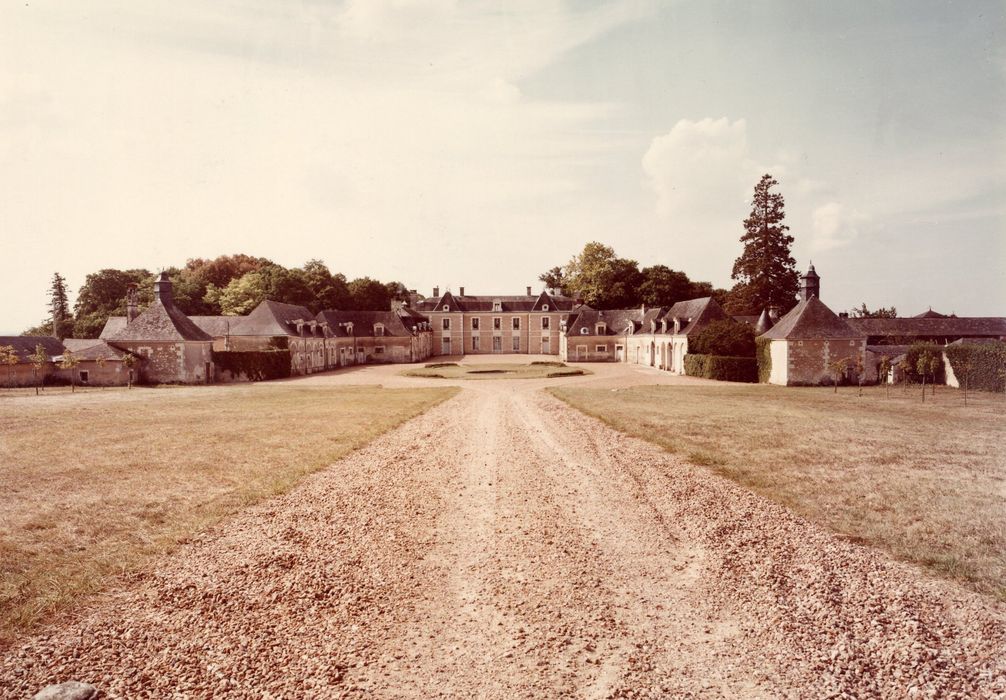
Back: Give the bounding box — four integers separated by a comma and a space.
2, 377, 1005, 699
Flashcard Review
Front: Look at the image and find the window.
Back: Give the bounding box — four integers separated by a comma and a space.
542, 304, 549, 312
580, 328, 589, 335
512, 318, 520, 330
472, 336, 478, 351
492, 300, 502, 312
374, 346, 384, 354
493, 317, 501, 330
542, 317, 550, 330
596, 323, 606, 335
471, 317, 480, 330
442, 318, 451, 330
596, 345, 607, 353
443, 305, 450, 312
512, 336, 520, 352
79, 370, 89, 383
374, 324, 385, 336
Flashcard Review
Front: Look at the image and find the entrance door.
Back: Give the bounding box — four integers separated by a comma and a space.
493, 336, 502, 353
442, 337, 452, 356
357, 349, 365, 364
576, 345, 587, 361
541, 337, 551, 354
615, 345, 624, 362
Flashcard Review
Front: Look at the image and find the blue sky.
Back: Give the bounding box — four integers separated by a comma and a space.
0, 0, 1003, 333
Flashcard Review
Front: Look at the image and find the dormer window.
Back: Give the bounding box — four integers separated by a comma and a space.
443, 305, 450, 312
650, 320, 657, 332
492, 300, 502, 312
542, 304, 549, 312
374, 323, 385, 336
595, 323, 606, 335
580, 327, 589, 335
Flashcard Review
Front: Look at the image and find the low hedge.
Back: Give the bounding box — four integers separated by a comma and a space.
944, 343, 1006, 392
213, 350, 291, 382
684, 353, 758, 383
755, 336, 772, 383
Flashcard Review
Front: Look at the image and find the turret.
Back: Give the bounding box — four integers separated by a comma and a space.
800, 263, 820, 301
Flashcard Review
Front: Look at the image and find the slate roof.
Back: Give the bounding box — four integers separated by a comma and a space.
845, 317, 1006, 340
316, 310, 427, 338
663, 297, 729, 336
229, 300, 318, 337
913, 309, 949, 319
107, 300, 212, 342
62, 338, 104, 353
414, 291, 577, 313
99, 317, 127, 339
564, 307, 647, 336
58, 340, 131, 362
562, 297, 728, 337
761, 297, 863, 340
0, 336, 65, 362
190, 316, 243, 338
754, 309, 775, 334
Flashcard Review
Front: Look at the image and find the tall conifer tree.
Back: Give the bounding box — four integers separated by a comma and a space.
730, 174, 799, 314
48, 272, 72, 339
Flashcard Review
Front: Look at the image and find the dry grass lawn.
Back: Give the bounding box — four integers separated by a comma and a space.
0, 383, 458, 647
549, 383, 1006, 599
402, 362, 587, 380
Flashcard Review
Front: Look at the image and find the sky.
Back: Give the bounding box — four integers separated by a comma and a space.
1, 0, 1003, 333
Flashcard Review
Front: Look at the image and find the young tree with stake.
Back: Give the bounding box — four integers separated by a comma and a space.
29, 344, 48, 395
59, 350, 80, 393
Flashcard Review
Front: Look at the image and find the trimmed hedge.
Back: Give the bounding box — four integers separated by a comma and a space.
755, 336, 772, 384
214, 350, 291, 382
683, 353, 758, 383
945, 343, 1006, 392
904, 342, 944, 384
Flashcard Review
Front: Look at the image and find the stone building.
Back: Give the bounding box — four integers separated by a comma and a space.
58, 339, 136, 386
0, 336, 65, 387
316, 308, 433, 365
558, 297, 730, 373
105, 273, 214, 384
759, 266, 869, 386
413, 287, 578, 356
224, 300, 331, 375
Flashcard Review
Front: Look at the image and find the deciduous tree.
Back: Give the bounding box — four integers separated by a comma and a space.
0, 345, 17, 388
59, 350, 80, 392
30, 344, 48, 395
563, 242, 641, 308
538, 266, 566, 296
638, 265, 694, 308
348, 277, 393, 311
849, 303, 898, 319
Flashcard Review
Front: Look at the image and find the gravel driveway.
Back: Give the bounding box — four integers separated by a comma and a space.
3, 364, 1004, 698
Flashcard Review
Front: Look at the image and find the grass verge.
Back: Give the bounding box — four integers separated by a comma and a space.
548, 383, 1006, 599
0, 383, 458, 646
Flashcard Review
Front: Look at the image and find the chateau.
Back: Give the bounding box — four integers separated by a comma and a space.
2, 267, 1003, 388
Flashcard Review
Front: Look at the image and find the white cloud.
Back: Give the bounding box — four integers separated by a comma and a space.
810, 202, 865, 251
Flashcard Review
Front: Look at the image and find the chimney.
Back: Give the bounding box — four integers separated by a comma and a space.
459, 286, 465, 296
838, 311, 849, 319
153, 271, 173, 306
526, 286, 532, 296
800, 262, 820, 301
126, 283, 139, 324
433, 286, 440, 298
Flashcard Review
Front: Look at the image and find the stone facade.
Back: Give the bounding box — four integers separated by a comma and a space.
414, 289, 574, 357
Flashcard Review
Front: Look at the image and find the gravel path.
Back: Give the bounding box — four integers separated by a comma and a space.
2, 376, 1004, 698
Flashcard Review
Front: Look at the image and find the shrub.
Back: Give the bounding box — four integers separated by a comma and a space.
905, 342, 944, 384
684, 353, 758, 383
755, 336, 772, 383
213, 350, 291, 382
945, 343, 1006, 392
690, 319, 756, 357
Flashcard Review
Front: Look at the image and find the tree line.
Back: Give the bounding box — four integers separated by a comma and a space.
540, 174, 803, 316
26, 257, 413, 339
